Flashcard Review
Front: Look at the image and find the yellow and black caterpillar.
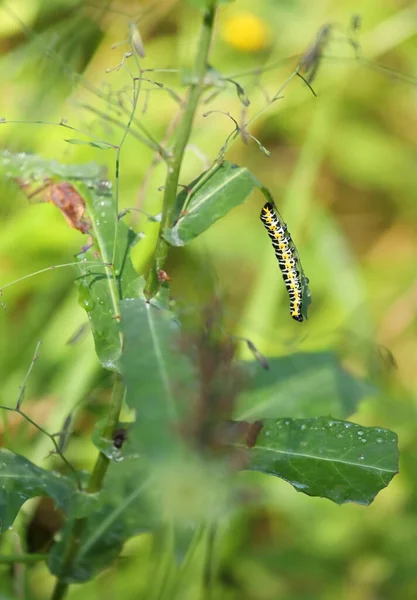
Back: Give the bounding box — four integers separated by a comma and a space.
260, 202, 303, 322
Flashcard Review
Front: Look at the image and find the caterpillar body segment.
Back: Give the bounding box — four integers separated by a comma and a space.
260, 202, 304, 322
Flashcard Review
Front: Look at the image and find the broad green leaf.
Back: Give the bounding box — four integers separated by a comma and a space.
236, 352, 373, 420
73, 181, 141, 371
64, 139, 116, 149
120, 297, 196, 458
245, 417, 398, 505
163, 161, 260, 246
48, 460, 154, 583
0, 449, 79, 532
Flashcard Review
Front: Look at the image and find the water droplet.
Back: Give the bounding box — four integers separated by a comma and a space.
300, 424, 307, 430
376, 438, 383, 443
77, 280, 95, 312
357, 431, 364, 436
344, 423, 352, 428
359, 454, 364, 460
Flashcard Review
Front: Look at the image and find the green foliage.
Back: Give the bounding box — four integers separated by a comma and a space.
120, 296, 196, 458
164, 161, 260, 247
0, 2, 406, 599
245, 417, 398, 505
0, 449, 84, 532
64, 139, 116, 149
0, 150, 103, 182
73, 182, 141, 371
236, 351, 374, 420
48, 460, 154, 583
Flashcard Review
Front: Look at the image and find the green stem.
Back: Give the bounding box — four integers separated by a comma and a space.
202, 523, 217, 600
0, 553, 48, 564
144, 2, 218, 298
50, 378, 125, 600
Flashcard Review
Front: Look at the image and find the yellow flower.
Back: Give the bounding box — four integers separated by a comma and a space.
222, 12, 271, 53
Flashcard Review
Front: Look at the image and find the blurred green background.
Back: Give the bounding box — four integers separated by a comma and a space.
1, 0, 417, 598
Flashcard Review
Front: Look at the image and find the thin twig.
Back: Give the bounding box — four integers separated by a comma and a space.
0, 262, 111, 294
0, 405, 81, 488
16, 340, 42, 410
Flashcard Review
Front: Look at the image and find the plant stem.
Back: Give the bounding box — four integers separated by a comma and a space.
0, 553, 48, 564
144, 2, 218, 298
202, 523, 217, 600
50, 377, 125, 600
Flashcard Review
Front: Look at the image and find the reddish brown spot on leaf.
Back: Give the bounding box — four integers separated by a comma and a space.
17, 179, 91, 234
49, 182, 91, 233
246, 420, 264, 448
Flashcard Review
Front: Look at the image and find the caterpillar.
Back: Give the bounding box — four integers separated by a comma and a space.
260, 202, 304, 322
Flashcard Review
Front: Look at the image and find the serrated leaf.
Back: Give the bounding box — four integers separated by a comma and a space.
74, 181, 141, 371
64, 139, 116, 149
245, 417, 398, 505
236, 352, 373, 420
163, 161, 260, 246
0, 449, 79, 532
120, 297, 196, 458
48, 460, 154, 583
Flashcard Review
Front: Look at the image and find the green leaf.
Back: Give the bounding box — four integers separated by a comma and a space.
236, 352, 373, 420
0, 449, 79, 532
235, 82, 250, 107
0, 150, 104, 181
64, 139, 116, 150
163, 161, 260, 246
245, 417, 398, 505
120, 297, 196, 458
48, 460, 154, 583
74, 181, 141, 371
